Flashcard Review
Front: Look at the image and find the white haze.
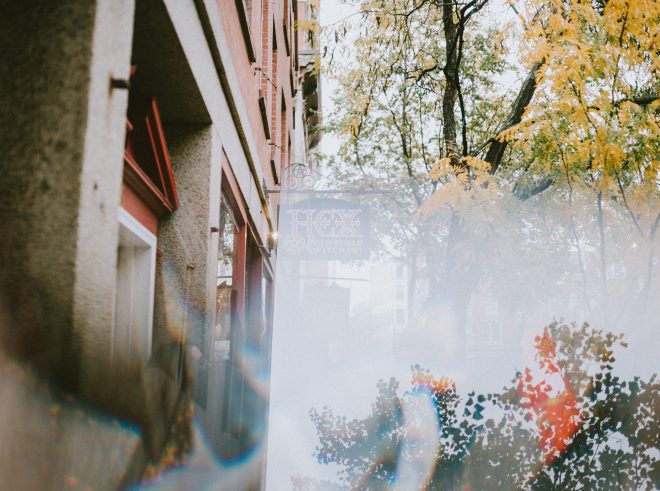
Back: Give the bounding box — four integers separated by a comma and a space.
265, 182, 660, 489
265, 1, 659, 489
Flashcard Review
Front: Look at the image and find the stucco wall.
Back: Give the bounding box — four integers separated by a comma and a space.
74, 0, 136, 407
0, 0, 132, 394
0, 1, 147, 488
154, 124, 220, 356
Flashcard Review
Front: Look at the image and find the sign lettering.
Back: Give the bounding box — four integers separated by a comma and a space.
279, 198, 370, 259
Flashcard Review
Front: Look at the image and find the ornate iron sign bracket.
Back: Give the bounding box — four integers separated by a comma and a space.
265, 163, 393, 195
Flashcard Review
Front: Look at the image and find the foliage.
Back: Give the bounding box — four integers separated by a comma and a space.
310, 377, 404, 486
323, 0, 511, 253
324, 0, 659, 201
321, 0, 660, 338
306, 322, 660, 490
499, 0, 659, 228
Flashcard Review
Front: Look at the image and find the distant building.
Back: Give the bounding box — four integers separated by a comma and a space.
296, 0, 322, 167
350, 259, 409, 355
0, 0, 320, 489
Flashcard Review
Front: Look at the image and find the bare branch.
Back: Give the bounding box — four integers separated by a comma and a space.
613, 95, 659, 108
485, 61, 543, 174
614, 169, 644, 237
513, 176, 554, 200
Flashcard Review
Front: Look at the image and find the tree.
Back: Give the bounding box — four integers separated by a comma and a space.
322, 0, 659, 342
305, 322, 660, 490
325, 0, 658, 197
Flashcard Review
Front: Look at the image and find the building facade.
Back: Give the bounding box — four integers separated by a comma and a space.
0, 0, 320, 489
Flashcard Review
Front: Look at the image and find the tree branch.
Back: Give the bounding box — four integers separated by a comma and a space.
613, 94, 658, 108
513, 175, 554, 200
485, 61, 543, 174
456, 24, 469, 156
614, 169, 644, 237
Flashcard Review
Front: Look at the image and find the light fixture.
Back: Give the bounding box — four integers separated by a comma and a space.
268, 231, 278, 251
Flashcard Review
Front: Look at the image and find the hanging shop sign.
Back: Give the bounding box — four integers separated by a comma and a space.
279, 198, 370, 259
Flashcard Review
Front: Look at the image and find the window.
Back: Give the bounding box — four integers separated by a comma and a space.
283, 0, 291, 56
117, 86, 176, 365
396, 308, 405, 325
113, 208, 157, 364
485, 322, 502, 344
484, 298, 498, 315
204, 195, 242, 450
235, 0, 256, 62
467, 322, 475, 346
124, 96, 178, 216
215, 199, 238, 360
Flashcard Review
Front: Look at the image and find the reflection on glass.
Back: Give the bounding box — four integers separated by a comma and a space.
266, 180, 660, 490
198, 199, 239, 456
216, 200, 236, 356
296, 322, 659, 490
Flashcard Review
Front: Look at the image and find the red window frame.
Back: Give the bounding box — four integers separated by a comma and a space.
218, 152, 274, 450
221, 152, 248, 330
123, 97, 178, 217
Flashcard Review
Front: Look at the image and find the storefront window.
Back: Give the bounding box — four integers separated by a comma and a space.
215, 200, 237, 360
201, 197, 242, 451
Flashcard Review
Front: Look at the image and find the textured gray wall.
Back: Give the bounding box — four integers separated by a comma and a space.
71, 0, 135, 407
0, 1, 145, 488
143, 124, 219, 459
154, 124, 219, 358
0, 0, 99, 391
0, 0, 135, 397
0, 361, 143, 491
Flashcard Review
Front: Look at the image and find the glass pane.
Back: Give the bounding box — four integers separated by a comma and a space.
202, 199, 240, 455
216, 200, 237, 354
265, 179, 660, 491
217, 200, 235, 288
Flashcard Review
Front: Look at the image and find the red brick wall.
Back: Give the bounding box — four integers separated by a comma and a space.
216, 0, 297, 189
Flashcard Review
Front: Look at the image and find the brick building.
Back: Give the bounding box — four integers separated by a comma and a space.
0, 0, 320, 489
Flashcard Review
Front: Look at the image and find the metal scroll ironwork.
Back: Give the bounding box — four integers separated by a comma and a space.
264, 163, 393, 196
282, 163, 318, 191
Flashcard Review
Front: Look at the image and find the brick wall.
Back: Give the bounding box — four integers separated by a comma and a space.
216, 0, 297, 190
